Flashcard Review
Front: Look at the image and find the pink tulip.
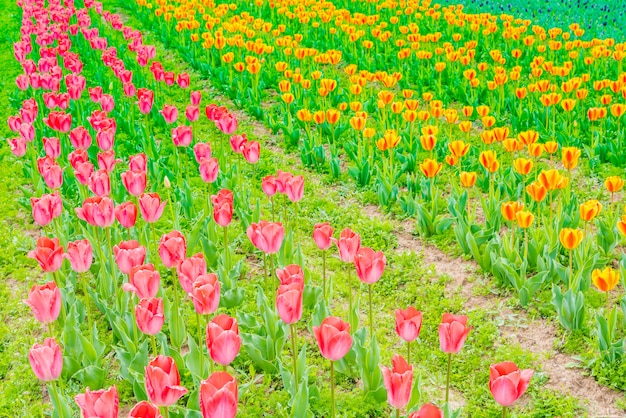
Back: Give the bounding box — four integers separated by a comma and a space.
28, 237, 64, 273
43, 111, 71, 133
96, 127, 115, 151
199, 158, 219, 183
314, 316, 352, 361
115, 201, 138, 228
145, 355, 188, 406
276, 282, 303, 324
122, 170, 147, 196
24, 281, 61, 324
172, 125, 192, 147
211, 189, 233, 227
42, 162, 64, 190
216, 113, 237, 134
113, 240, 147, 275
395, 307, 423, 342
335, 228, 361, 263
438, 314, 472, 354
128, 401, 162, 418
229, 134, 246, 153
206, 314, 241, 366
185, 105, 199, 122
137, 88, 154, 114
89, 86, 103, 102
190, 90, 202, 106
29, 338, 63, 381
381, 355, 413, 410
276, 264, 305, 286
199, 372, 238, 418
177, 253, 207, 294
285, 175, 304, 202
19, 122, 35, 142
161, 104, 178, 124
409, 404, 443, 418
261, 176, 277, 197
69, 149, 89, 169
139, 193, 167, 223
31, 191, 62, 226
65, 239, 93, 273
123, 264, 161, 299
135, 297, 164, 335
193, 142, 212, 162
75, 386, 119, 418
16, 74, 29, 90
489, 362, 533, 407
97, 150, 121, 173
88, 169, 111, 197
100, 94, 114, 112
177, 73, 190, 88
123, 82, 136, 97
43, 136, 61, 158
275, 170, 293, 193
76, 197, 115, 228
313, 222, 334, 251
354, 247, 386, 284
159, 231, 187, 269
190, 273, 221, 315
70, 126, 93, 150
129, 153, 148, 172
7, 137, 27, 157
246, 221, 285, 254
242, 141, 260, 164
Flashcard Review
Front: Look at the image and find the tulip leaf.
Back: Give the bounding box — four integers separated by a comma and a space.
72, 365, 107, 389
406, 372, 422, 412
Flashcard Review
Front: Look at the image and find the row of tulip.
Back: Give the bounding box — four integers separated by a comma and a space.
8, 0, 542, 416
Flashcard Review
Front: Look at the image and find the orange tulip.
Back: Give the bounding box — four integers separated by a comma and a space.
543, 141, 559, 154
350, 116, 367, 131
591, 267, 620, 292
526, 182, 547, 202
493, 127, 509, 142
460, 172, 477, 188
313, 111, 325, 125
376, 130, 400, 151
561, 147, 581, 170
538, 169, 567, 190
326, 109, 340, 125
420, 159, 442, 178
617, 215, 626, 236
501, 201, 524, 221
605, 176, 624, 193
515, 210, 534, 229
420, 135, 437, 151
514, 158, 533, 175
527, 143, 544, 157
296, 109, 312, 122
559, 228, 583, 250
480, 130, 496, 145
479, 150, 499, 173
459, 121, 472, 133
448, 141, 470, 158
445, 155, 459, 166
580, 200, 602, 222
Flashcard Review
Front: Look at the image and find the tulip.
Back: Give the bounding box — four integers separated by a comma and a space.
24, 281, 61, 324
381, 355, 413, 411
69, 127, 92, 150
43, 137, 60, 158
409, 404, 443, 418
439, 313, 471, 403
42, 162, 64, 189
145, 355, 188, 407
247, 221, 285, 254
128, 401, 162, 418
354, 247, 386, 338
123, 264, 161, 299
64, 239, 93, 273
206, 314, 241, 366
489, 361, 533, 416
190, 90, 202, 106
561, 146, 581, 170
216, 113, 238, 134
592, 267, 620, 307
115, 201, 138, 229
139, 193, 167, 223
160, 104, 178, 124
122, 169, 147, 196
7, 137, 26, 157
459, 171, 477, 188
419, 158, 442, 178
97, 151, 121, 173
199, 158, 219, 183
75, 386, 119, 418
314, 316, 352, 418
211, 189, 233, 227
199, 372, 238, 418
285, 175, 304, 203
242, 141, 260, 164
129, 154, 148, 172
28, 237, 64, 273
159, 231, 187, 269
31, 192, 62, 226
618, 214, 626, 237
276, 282, 303, 325
172, 125, 193, 147
335, 227, 361, 263
190, 273, 220, 315
113, 240, 146, 275
76, 196, 115, 228
559, 228, 583, 251
276, 264, 305, 287
395, 306, 422, 363
135, 297, 164, 335
313, 222, 334, 297
194, 142, 212, 162
580, 200, 602, 223
28, 338, 62, 381
262, 176, 277, 198
177, 253, 207, 294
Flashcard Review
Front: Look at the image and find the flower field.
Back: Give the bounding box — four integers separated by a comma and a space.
1, 0, 626, 417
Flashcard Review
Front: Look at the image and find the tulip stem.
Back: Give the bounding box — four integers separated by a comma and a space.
322, 250, 327, 300
368, 284, 374, 340
270, 254, 275, 303
330, 360, 336, 418
171, 269, 181, 350
290, 323, 298, 384
50, 381, 65, 418
569, 251, 573, 290
160, 406, 170, 418
223, 226, 229, 272
52, 271, 67, 322
197, 311, 204, 380
347, 266, 352, 331
502, 406, 507, 418
81, 273, 94, 343
407, 341, 411, 365
105, 228, 117, 306
263, 252, 268, 296
47, 322, 54, 340
445, 352, 452, 404
396, 409, 400, 418
151, 334, 158, 357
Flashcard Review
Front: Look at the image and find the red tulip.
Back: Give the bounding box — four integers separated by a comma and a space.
261, 176, 277, 197
24, 281, 61, 324
139, 193, 167, 223
43, 111, 71, 133
276, 282, 303, 324
28, 338, 62, 381
145, 355, 188, 406
354, 247, 386, 284
275, 264, 305, 286
285, 175, 304, 203
89, 86, 103, 102
199, 372, 238, 418
160, 104, 178, 124
381, 354, 413, 409
206, 314, 241, 366
172, 125, 193, 147
246, 221, 285, 254
128, 401, 162, 418
395, 307, 423, 342
177, 253, 207, 293
115, 201, 138, 228
76, 196, 115, 228
65, 239, 93, 273
159, 231, 187, 269
122, 169, 147, 196
489, 362, 533, 407
113, 240, 147, 275
190, 273, 221, 315
75, 386, 119, 418
88, 169, 111, 196
211, 189, 234, 227
28, 237, 64, 272
31, 191, 62, 226
313, 316, 352, 361
136, 297, 165, 335
409, 404, 443, 418
313, 222, 334, 251
199, 158, 219, 183
69, 126, 92, 149
123, 264, 161, 299
335, 228, 361, 263
438, 314, 471, 354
